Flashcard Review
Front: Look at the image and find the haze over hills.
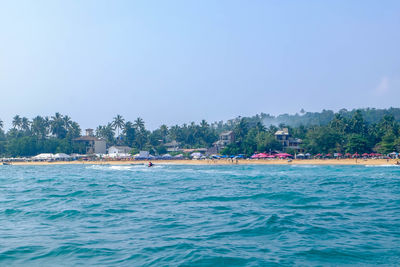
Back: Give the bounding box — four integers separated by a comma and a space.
223, 107, 400, 130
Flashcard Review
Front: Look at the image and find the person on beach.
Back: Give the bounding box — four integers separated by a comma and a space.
148, 161, 153, 167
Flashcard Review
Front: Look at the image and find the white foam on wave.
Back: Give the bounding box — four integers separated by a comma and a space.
86, 164, 164, 172
290, 165, 318, 168
365, 164, 400, 167
109, 165, 134, 171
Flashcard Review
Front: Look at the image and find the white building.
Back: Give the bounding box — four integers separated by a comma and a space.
108, 146, 132, 155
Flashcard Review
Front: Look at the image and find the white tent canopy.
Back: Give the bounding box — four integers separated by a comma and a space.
191, 152, 202, 159
107, 153, 131, 158
54, 153, 71, 159
32, 153, 55, 160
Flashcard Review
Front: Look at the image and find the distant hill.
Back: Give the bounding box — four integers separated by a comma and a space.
217, 108, 400, 130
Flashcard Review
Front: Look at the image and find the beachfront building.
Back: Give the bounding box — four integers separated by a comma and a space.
164, 140, 180, 152
213, 131, 235, 152
274, 128, 303, 152
108, 146, 132, 155
74, 128, 107, 154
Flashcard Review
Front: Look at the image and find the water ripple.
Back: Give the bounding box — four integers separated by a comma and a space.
0, 164, 399, 265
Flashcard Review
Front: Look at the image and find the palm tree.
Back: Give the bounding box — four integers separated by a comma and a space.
112, 115, 125, 139
200, 119, 209, 129
50, 112, 66, 138
123, 121, 136, 146
31, 116, 47, 138
67, 121, 81, 139
96, 123, 115, 144
134, 117, 145, 131
159, 124, 168, 143
63, 115, 72, 129
21, 117, 31, 132
255, 121, 266, 132
133, 118, 147, 149
12, 115, 22, 130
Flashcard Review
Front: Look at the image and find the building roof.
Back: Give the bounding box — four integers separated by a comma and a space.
182, 148, 207, 153
275, 128, 290, 136
220, 131, 233, 136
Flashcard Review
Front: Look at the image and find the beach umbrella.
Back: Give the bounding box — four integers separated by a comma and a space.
362, 153, 369, 157
275, 153, 293, 158
352, 153, 359, 158
326, 153, 332, 157
266, 155, 276, 158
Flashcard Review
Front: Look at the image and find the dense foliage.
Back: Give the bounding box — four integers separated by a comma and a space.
0, 108, 400, 157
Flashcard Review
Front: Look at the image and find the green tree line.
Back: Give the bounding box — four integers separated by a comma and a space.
0, 108, 400, 157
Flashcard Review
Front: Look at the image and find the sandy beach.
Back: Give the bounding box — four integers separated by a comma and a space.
4, 158, 399, 166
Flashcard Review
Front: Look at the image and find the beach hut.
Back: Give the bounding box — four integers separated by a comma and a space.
54, 153, 71, 160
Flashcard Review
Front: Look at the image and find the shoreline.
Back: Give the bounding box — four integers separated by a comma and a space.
3, 159, 400, 166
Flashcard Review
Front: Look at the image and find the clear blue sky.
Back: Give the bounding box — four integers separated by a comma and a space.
1, 0, 399, 129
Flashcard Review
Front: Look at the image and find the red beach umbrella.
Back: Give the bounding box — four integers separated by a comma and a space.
275, 153, 293, 158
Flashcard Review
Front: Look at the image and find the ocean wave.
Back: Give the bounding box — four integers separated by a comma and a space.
0, 164, 399, 265
365, 165, 400, 167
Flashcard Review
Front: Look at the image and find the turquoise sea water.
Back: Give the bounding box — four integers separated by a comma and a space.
0, 164, 400, 266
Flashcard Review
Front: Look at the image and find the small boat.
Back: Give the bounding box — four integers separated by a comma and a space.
1, 162, 11, 165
